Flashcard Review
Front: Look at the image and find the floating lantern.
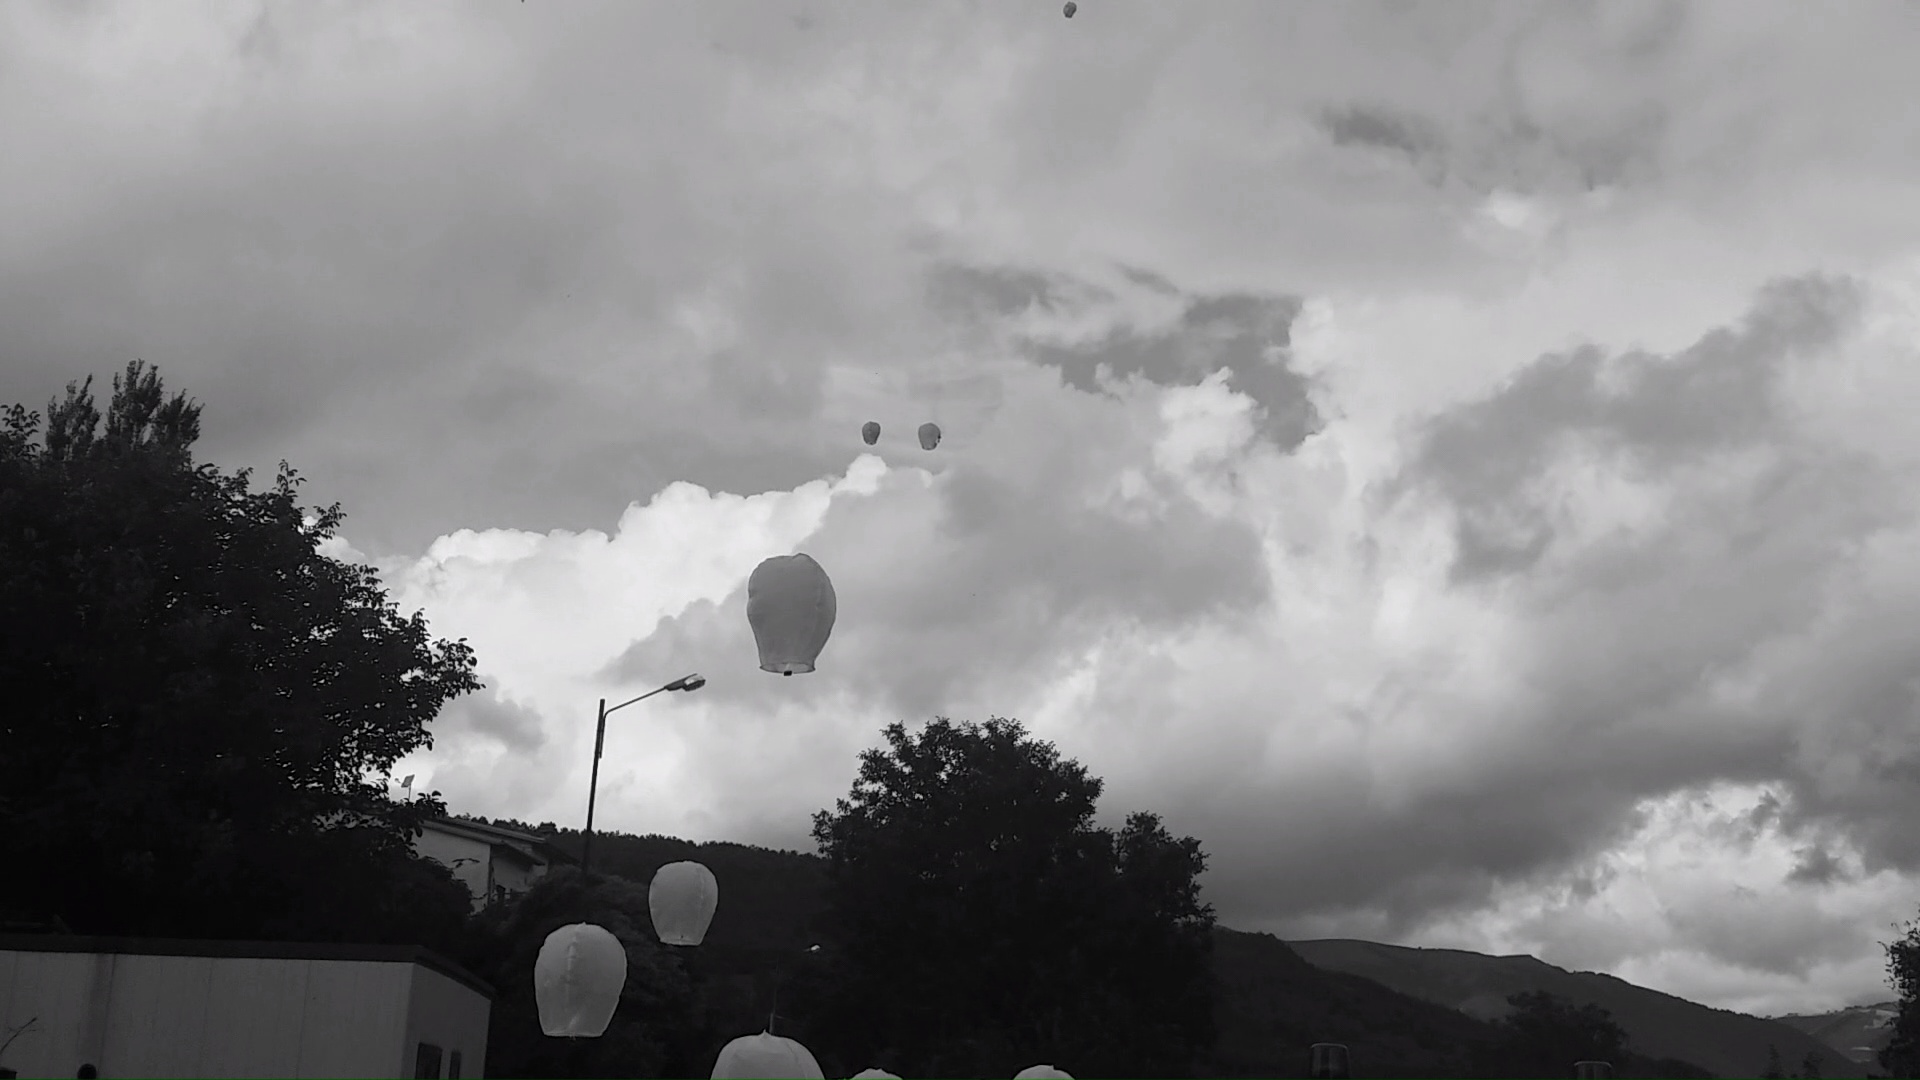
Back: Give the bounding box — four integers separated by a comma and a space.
917, 422, 941, 450
649, 860, 719, 946
746, 553, 837, 675
861, 421, 881, 445
1014, 1068, 1073, 1080
534, 923, 627, 1038
711, 1031, 826, 1079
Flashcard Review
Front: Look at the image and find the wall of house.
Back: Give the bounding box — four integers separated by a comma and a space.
413, 826, 495, 911
403, 965, 491, 1079
490, 854, 542, 898
0, 948, 475, 1079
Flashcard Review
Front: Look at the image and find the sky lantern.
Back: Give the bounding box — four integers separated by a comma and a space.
1063, 1, 1076, 15
746, 553, 836, 675
850, 1071, 900, 1079
1014, 1067, 1073, 1079
861, 421, 881, 445
711, 1031, 826, 1079
649, 860, 719, 946
533, 923, 627, 1038
917, 421, 941, 450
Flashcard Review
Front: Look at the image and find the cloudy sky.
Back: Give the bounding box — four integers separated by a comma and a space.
9, 0, 1920, 1018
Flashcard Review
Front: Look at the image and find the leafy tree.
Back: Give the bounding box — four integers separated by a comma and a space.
1763, 1043, 1785, 1079
1801, 1048, 1824, 1079
1884, 913, 1920, 1079
461, 867, 697, 1078
0, 362, 480, 948
808, 716, 1218, 1078
1496, 991, 1629, 1078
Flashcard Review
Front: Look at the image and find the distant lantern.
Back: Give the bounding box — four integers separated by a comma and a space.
1573, 1063, 1613, 1080
711, 1031, 826, 1079
1310, 1043, 1351, 1079
861, 421, 881, 445
533, 923, 627, 1038
1014, 1068, 1073, 1079
850, 1071, 901, 1079
649, 860, 719, 946
746, 553, 837, 676
917, 421, 941, 450
1063, 1, 1076, 15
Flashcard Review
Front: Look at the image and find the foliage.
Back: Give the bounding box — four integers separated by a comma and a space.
459, 867, 699, 1079
1495, 990, 1630, 1077
807, 716, 1218, 1079
1884, 914, 1920, 1079
0, 362, 480, 946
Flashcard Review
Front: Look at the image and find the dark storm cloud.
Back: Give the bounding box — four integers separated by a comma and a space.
927, 262, 1320, 450
1390, 274, 1866, 583
433, 681, 548, 755
1168, 274, 1918, 947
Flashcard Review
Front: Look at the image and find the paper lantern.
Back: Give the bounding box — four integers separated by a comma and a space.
649, 860, 719, 946
850, 1071, 900, 1079
917, 421, 941, 450
534, 923, 627, 1037
711, 1031, 825, 1079
1013, 1068, 1072, 1080
746, 553, 837, 676
861, 421, 881, 445
1310, 1043, 1351, 1079
1063, 1, 1076, 15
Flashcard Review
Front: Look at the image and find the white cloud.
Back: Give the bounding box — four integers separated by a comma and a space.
9, 0, 1920, 1018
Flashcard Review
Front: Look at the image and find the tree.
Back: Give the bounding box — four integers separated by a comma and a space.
460, 867, 697, 1078
1495, 991, 1629, 1078
1801, 1048, 1825, 1079
1883, 914, 1920, 1079
1763, 1044, 1785, 1079
0, 361, 481, 946
808, 716, 1218, 1079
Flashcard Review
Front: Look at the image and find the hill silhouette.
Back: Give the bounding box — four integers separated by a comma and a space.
469, 818, 1727, 1077
1291, 938, 1862, 1080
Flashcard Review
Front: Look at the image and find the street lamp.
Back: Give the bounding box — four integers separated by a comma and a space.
580, 673, 706, 877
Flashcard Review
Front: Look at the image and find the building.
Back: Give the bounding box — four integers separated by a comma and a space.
413, 817, 574, 912
0, 935, 491, 1079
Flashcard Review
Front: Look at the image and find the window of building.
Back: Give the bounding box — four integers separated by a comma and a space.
415, 1042, 444, 1079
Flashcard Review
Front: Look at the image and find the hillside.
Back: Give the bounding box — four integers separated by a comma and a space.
1773, 1002, 1899, 1067
1291, 938, 1864, 1080
477, 819, 1722, 1076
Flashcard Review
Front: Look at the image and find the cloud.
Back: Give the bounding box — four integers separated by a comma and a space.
10, 0, 1920, 1020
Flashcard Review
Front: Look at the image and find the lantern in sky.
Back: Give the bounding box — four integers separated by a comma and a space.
711, 1031, 826, 1079
534, 923, 627, 1038
1014, 1068, 1073, 1079
649, 860, 719, 946
1310, 1042, 1351, 1079
917, 421, 941, 450
850, 1071, 900, 1079
746, 553, 837, 676
1063, 1, 1076, 15
861, 421, 881, 445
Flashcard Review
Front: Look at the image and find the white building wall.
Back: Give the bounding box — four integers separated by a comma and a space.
0, 947, 488, 1079
412, 825, 496, 911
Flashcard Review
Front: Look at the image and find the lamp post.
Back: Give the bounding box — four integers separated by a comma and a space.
580, 672, 705, 877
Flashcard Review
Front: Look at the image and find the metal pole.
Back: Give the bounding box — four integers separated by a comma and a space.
582, 698, 607, 878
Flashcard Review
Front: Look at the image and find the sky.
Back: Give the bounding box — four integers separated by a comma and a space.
6, 0, 1920, 1018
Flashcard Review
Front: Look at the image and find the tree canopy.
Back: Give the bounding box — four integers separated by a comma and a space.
0, 361, 479, 948
1884, 913, 1920, 1079
808, 715, 1217, 1078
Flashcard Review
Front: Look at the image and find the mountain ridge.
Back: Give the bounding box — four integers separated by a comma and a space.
1291, 937, 1867, 1079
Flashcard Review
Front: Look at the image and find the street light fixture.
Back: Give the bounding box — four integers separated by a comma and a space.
580, 673, 705, 876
